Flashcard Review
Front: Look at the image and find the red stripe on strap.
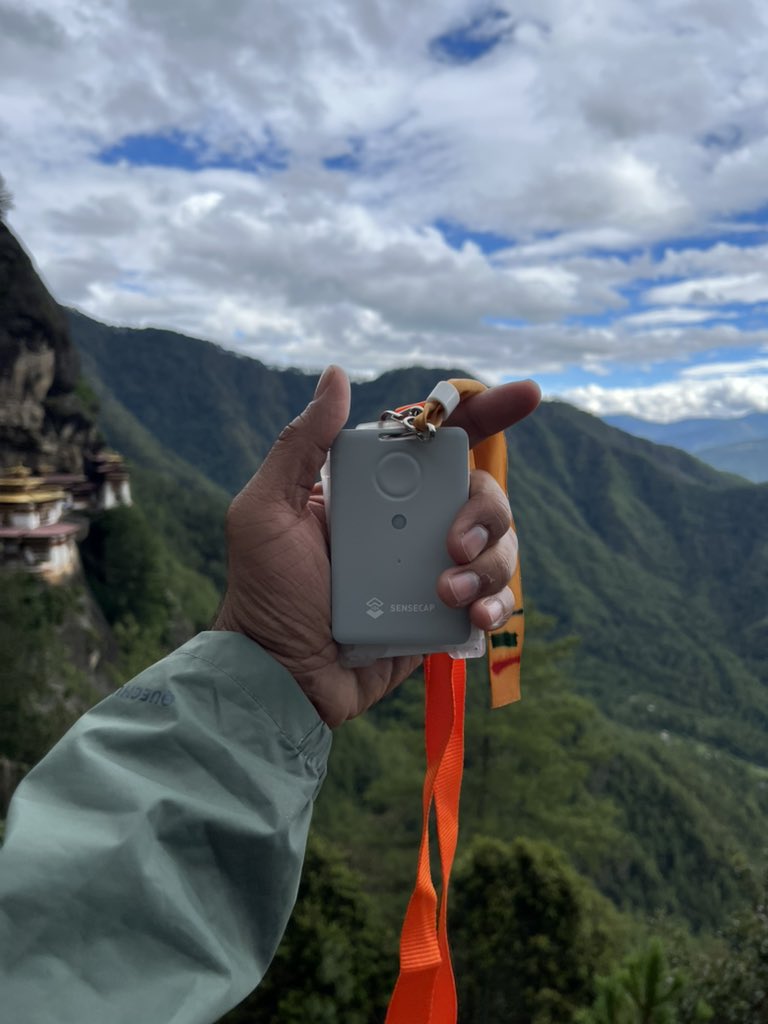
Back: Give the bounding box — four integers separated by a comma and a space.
491, 654, 522, 675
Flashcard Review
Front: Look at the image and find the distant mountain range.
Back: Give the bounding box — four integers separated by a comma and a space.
66, 305, 768, 927
605, 412, 768, 482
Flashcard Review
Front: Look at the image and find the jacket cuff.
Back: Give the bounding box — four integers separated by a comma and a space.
160, 630, 332, 772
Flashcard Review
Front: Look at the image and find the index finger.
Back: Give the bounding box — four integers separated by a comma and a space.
444, 379, 541, 448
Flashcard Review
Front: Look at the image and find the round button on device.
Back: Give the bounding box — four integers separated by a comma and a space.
375, 451, 421, 499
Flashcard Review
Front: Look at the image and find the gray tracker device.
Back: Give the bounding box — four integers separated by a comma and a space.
330, 426, 471, 646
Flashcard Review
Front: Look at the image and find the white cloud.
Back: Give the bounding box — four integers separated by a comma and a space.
560, 375, 768, 422
2, 0, 768, 411
624, 307, 731, 327
654, 241, 768, 279
682, 354, 768, 378
646, 273, 768, 306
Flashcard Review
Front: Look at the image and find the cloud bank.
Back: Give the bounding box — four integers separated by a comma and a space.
3, 0, 768, 418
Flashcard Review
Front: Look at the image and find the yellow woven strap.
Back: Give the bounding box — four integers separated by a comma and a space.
412, 380, 523, 708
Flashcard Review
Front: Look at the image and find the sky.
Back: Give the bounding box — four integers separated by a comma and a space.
2, 1, 768, 421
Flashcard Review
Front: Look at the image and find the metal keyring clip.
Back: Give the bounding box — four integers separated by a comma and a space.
378, 408, 436, 441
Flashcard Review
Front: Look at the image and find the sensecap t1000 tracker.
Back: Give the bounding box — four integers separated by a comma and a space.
329, 426, 471, 647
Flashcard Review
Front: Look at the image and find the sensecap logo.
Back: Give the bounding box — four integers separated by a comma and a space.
366, 597, 384, 619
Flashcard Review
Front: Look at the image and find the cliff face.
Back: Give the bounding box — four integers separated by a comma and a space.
0, 222, 100, 471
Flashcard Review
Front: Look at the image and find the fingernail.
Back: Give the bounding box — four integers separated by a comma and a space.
314, 366, 335, 399
483, 597, 506, 628
448, 571, 480, 605
461, 525, 488, 561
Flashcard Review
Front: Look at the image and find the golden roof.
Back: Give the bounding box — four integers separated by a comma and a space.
0, 466, 44, 492
0, 488, 66, 504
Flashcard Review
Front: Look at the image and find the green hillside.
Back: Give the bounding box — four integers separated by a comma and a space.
506, 401, 768, 760
68, 308, 472, 494
69, 309, 768, 754
66, 307, 768, 938
0, 302, 760, 1020
68, 309, 319, 494
75, 348, 230, 588
315, 620, 767, 933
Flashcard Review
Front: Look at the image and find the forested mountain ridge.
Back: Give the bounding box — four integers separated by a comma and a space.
66, 306, 768, 938
6, 221, 767, 1019
70, 307, 768, 762
505, 400, 768, 759
67, 308, 469, 494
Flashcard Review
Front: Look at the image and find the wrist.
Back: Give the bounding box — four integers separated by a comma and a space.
211, 593, 240, 635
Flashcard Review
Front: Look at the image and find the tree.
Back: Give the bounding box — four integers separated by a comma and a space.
80, 505, 172, 674
219, 836, 395, 1024
0, 575, 91, 769
675, 873, 768, 1023
450, 836, 619, 1024
576, 941, 700, 1024
80, 506, 167, 627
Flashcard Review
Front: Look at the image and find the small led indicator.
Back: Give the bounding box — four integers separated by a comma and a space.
392, 514, 407, 529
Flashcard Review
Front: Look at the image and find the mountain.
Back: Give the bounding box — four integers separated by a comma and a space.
605, 412, 768, 452
5, 218, 768, 1017
69, 309, 768, 749
3, 216, 766, 940
0, 224, 117, 798
605, 412, 768, 483
17, 226, 768, 1013
0, 223, 223, 609
71, 354, 230, 589
67, 307, 768, 929
67, 308, 469, 495
694, 436, 768, 482
67, 308, 320, 493
0, 225, 222, 814
0, 224, 101, 471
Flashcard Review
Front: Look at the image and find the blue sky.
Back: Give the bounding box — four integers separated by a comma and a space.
98, 130, 290, 174
2, 0, 768, 421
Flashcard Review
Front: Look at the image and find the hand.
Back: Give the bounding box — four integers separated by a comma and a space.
214, 366, 540, 727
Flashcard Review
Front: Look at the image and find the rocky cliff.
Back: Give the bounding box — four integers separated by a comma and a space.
0, 221, 101, 471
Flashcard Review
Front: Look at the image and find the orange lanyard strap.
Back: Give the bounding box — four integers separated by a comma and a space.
411, 378, 524, 709
385, 654, 465, 1024
385, 382, 523, 1024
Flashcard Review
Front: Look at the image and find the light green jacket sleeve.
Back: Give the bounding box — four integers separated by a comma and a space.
0, 631, 332, 1024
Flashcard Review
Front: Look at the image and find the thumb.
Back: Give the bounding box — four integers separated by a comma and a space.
254, 364, 351, 512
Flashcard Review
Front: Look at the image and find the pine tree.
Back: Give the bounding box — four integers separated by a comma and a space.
577, 941, 703, 1024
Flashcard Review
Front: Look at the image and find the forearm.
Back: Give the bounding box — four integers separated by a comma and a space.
0, 631, 331, 1024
